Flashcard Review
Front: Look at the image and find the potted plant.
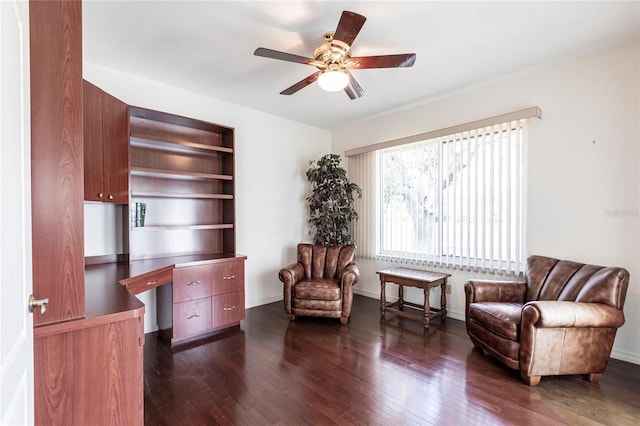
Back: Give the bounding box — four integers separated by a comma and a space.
306, 154, 362, 245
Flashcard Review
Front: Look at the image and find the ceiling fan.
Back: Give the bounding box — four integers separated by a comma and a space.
254, 10, 416, 99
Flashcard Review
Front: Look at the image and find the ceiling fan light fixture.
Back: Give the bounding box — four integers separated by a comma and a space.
254, 11, 415, 99
317, 69, 349, 92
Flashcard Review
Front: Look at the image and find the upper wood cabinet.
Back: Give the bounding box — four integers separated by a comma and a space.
30, 0, 85, 325
83, 80, 129, 203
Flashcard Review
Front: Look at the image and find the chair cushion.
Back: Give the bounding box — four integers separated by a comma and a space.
293, 299, 342, 312
468, 302, 523, 341
294, 278, 341, 301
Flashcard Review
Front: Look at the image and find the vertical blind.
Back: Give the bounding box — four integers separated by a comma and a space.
350, 151, 377, 258
348, 109, 539, 275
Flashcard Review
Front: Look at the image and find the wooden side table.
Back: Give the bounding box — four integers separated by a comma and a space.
377, 267, 452, 329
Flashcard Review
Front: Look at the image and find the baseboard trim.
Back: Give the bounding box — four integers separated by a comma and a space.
246, 294, 283, 309
354, 288, 379, 300
144, 323, 159, 334
610, 348, 640, 365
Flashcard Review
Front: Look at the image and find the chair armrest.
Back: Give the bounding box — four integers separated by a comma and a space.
341, 263, 360, 286
279, 262, 304, 317
279, 262, 305, 285
522, 301, 625, 328
465, 279, 526, 304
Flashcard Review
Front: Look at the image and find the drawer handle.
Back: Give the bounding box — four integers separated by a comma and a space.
223, 275, 235, 280
223, 305, 236, 311
186, 280, 200, 286
146, 280, 158, 286
186, 313, 201, 320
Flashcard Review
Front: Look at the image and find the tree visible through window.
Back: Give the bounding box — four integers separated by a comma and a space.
378, 121, 525, 273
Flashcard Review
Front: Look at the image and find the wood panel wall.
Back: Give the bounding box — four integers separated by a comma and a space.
30, 0, 85, 325
34, 318, 144, 425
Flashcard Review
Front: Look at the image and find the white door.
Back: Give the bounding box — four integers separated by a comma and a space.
0, 1, 34, 425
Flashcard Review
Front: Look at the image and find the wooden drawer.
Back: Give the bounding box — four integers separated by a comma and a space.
211, 260, 244, 295
212, 291, 245, 329
172, 297, 212, 341
121, 266, 173, 295
173, 264, 212, 303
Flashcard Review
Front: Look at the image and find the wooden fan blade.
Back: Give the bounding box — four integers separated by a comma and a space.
254, 47, 316, 65
348, 53, 416, 69
344, 71, 365, 100
333, 11, 367, 46
280, 71, 322, 95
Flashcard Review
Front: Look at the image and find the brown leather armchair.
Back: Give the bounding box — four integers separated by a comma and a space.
465, 255, 629, 385
279, 244, 359, 324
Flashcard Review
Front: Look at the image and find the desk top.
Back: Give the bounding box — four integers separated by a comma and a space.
377, 267, 451, 283
34, 263, 145, 338
128, 252, 246, 276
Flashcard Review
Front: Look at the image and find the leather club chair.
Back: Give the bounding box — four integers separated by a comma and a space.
279, 244, 359, 324
465, 255, 629, 385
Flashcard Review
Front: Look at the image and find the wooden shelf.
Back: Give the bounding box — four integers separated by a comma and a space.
130, 135, 233, 155
130, 167, 232, 181
128, 106, 236, 265
130, 190, 233, 200
132, 224, 234, 231
129, 106, 234, 137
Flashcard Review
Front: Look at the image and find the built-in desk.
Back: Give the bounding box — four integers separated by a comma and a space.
87, 253, 246, 345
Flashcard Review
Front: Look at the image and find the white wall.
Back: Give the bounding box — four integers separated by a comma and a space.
332, 41, 640, 364
84, 203, 125, 256
83, 62, 330, 332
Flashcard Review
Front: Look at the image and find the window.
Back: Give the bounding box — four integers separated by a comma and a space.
349, 110, 538, 275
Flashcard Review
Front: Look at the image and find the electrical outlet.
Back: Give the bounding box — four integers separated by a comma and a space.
446, 284, 452, 294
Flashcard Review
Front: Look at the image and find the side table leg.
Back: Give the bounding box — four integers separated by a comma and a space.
380, 280, 386, 319
440, 279, 447, 323
423, 287, 431, 329
398, 284, 404, 311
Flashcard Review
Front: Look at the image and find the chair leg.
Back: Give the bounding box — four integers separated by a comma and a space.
521, 372, 541, 386
584, 373, 603, 383
287, 314, 295, 321
340, 316, 349, 325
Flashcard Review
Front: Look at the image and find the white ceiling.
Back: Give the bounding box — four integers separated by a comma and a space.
83, 1, 639, 130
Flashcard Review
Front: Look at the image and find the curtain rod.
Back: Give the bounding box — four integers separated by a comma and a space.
345, 106, 542, 157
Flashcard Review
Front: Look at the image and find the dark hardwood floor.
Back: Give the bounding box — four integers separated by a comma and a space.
144, 295, 640, 425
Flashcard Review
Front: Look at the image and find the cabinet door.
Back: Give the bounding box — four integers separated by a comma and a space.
83, 80, 104, 202
83, 80, 129, 203
173, 264, 213, 303
172, 297, 212, 341
212, 291, 245, 329
211, 260, 244, 295
34, 317, 144, 424
102, 91, 129, 203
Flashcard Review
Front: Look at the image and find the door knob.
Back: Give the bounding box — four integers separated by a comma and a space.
28, 294, 49, 314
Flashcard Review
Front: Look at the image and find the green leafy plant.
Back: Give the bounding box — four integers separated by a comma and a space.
306, 154, 362, 245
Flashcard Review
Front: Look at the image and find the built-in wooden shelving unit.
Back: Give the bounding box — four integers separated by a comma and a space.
128, 107, 236, 260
